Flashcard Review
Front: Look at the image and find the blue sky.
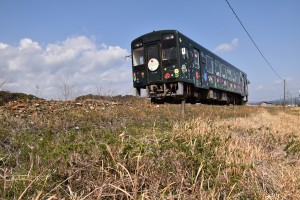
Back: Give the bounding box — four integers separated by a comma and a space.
0, 0, 299, 102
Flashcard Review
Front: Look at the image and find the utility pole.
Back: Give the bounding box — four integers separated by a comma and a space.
283, 79, 286, 106
299, 90, 300, 106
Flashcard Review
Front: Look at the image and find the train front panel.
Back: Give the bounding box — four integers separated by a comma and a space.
131, 31, 183, 99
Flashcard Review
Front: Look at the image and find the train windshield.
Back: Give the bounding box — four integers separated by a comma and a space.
133, 47, 144, 66
162, 33, 177, 61
162, 47, 177, 61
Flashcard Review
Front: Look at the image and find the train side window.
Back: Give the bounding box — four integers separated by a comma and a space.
215, 60, 220, 76
226, 68, 232, 81
235, 71, 240, 84
193, 49, 199, 68
221, 64, 226, 79
181, 47, 189, 60
230, 69, 234, 81
206, 56, 214, 73
232, 70, 237, 82
133, 47, 144, 66
186, 47, 189, 60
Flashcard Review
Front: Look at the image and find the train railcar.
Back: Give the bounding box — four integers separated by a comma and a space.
131, 30, 249, 104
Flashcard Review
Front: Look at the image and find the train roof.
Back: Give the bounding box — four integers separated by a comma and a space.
131, 30, 178, 42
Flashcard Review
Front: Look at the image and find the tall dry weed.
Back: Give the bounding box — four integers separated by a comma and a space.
173, 108, 300, 199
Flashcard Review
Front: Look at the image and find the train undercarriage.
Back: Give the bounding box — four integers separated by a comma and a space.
136, 82, 246, 105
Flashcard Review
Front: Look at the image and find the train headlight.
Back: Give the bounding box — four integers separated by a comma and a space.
134, 42, 143, 48
163, 34, 174, 40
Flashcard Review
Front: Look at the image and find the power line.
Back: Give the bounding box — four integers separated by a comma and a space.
225, 0, 283, 81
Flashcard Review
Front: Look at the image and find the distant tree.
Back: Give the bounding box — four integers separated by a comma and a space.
60, 80, 77, 101
96, 82, 116, 97
35, 83, 43, 98
0, 77, 8, 91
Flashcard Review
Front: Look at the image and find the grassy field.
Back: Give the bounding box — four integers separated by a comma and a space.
0, 98, 300, 199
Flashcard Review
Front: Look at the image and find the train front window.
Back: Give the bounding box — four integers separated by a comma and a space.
162, 47, 177, 61
147, 45, 159, 60
162, 33, 177, 62
133, 47, 144, 66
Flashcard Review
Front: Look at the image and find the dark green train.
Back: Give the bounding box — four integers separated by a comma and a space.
131, 30, 249, 104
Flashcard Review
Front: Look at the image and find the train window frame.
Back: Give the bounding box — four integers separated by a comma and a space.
226, 68, 232, 81
162, 47, 177, 61
132, 47, 144, 66
162, 33, 177, 62
232, 70, 236, 83
193, 48, 200, 69
147, 44, 160, 61
234, 71, 239, 84
181, 47, 189, 60
221, 64, 227, 79
206, 56, 214, 73
215, 60, 221, 76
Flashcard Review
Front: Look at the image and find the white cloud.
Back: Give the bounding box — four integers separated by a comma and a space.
44, 36, 96, 66
0, 43, 9, 49
213, 38, 239, 53
19, 38, 41, 50
0, 36, 131, 99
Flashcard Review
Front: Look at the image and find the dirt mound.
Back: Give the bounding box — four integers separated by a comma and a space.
75, 94, 137, 103
0, 99, 123, 118
0, 91, 42, 106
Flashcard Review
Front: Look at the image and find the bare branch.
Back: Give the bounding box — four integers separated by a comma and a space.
60, 80, 77, 101
0, 77, 8, 91
96, 82, 116, 97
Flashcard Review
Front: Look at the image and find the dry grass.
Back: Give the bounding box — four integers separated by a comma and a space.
173, 108, 300, 199
0, 99, 299, 199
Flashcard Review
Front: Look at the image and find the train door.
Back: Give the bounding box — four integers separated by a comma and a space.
146, 43, 162, 83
